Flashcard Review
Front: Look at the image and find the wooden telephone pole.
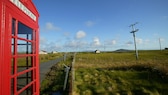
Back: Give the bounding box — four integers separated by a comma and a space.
129, 22, 139, 60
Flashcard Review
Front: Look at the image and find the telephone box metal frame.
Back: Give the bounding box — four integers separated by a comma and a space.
0, 0, 40, 95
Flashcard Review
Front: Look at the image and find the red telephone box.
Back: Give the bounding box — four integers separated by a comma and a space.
0, 0, 40, 95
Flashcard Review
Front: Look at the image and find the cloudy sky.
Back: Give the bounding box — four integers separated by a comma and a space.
33, 0, 168, 52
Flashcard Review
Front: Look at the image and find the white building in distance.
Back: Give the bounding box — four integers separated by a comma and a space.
39, 50, 48, 54
95, 50, 100, 54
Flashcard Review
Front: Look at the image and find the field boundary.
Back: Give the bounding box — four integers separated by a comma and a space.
70, 53, 76, 95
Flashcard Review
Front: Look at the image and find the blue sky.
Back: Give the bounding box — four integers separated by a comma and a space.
32, 0, 168, 52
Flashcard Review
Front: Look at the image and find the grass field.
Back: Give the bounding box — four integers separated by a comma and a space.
39, 53, 63, 63
73, 50, 168, 95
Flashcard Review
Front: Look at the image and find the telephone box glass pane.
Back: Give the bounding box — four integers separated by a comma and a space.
18, 22, 33, 40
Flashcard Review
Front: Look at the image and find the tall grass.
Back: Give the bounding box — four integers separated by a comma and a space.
73, 50, 168, 95
75, 50, 168, 74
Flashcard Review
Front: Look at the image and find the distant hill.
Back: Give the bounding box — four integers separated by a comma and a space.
113, 49, 132, 53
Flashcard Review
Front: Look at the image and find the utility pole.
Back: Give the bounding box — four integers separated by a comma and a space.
159, 38, 162, 51
129, 22, 139, 60
103, 45, 105, 52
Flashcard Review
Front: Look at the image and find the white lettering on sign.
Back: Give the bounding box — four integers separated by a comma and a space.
10, 0, 36, 21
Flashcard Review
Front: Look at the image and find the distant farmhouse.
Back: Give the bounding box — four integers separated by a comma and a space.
51, 51, 58, 54
95, 50, 100, 54
39, 50, 48, 54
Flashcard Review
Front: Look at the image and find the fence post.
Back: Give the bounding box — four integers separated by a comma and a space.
63, 64, 70, 91
64, 53, 67, 61
71, 53, 76, 94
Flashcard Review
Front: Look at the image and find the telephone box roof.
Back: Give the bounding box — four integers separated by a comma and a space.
19, 0, 39, 17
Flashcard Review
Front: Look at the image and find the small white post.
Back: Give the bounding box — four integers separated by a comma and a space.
159, 38, 162, 51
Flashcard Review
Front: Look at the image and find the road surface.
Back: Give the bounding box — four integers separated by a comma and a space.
40, 57, 63, 83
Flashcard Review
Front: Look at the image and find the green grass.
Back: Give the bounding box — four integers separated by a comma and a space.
40, 64, 65, 95
13, 53, 63, 67
75, 68, 168, 95
75, 50, 168, 73
40, 54, 73, 95
73, 50, 168, 95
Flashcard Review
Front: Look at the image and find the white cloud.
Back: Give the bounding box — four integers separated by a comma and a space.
130, 38, 149, 45
65, 40, 77, 48
161, 16, 168, 20
47, 42, 62, 51
64, 40, 88, 49
125, 41, 133, 47
153, 33, 159, 37
106, 40, 116, 45
39, 37, 48, 50
112, 40, 116, 45
126, 41, 133, 45
44, 22, 60, 32
85, 21, 95, 27
159, 38, 165, 42
136, 38, 143, 44
63, 32, 70, 37
40, 37, 47, 44
144, 39, 150, 44
76, 30, 86, 39
92, 37, 101, 46
39, 37, 63, 52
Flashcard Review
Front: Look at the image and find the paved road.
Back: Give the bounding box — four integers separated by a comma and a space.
40, 57, 63, 83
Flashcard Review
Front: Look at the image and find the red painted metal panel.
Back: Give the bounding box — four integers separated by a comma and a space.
0, 1, 11, 95
0, 1, 2, 95
0, 0, 39, 95
35, 28, 40, 95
